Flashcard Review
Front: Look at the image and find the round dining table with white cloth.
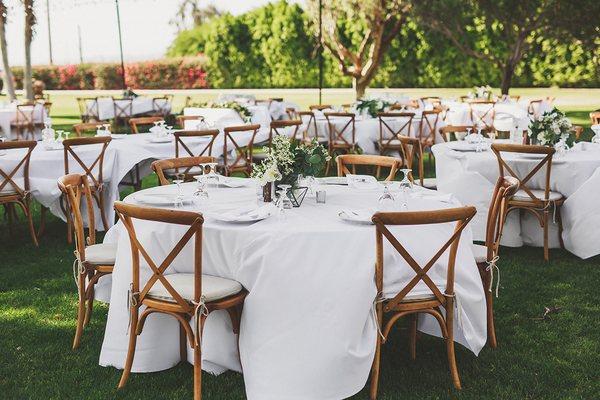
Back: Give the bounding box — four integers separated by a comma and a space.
94, 97, 171, 121
183, 106, 272, 130
0, 103, 47, 139
305, 112, 446, 155
0, 131, 266, 229
432, 140, 600, 259
98, 182, 487, 400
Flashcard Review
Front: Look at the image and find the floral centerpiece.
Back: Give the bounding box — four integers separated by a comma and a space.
355, 97, 392, 118
469, 85, 493, 100
189, 101, 252, 123
252, 135, 330, 202
527, 108, 574, 147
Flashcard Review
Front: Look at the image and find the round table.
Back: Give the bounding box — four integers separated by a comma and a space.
98, 182, 486, 400
432, 140, 600, 259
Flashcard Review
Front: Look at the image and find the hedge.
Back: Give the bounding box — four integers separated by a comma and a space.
10, 57, 208, 90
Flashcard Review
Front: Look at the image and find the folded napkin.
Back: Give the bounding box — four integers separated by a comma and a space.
217, 204, 274, 222
347, 174, 379, 190
135, 193, 183, 205
317, 176, 347, 185
218, 176, 256, 188
338, 208, 375, 224
412, 191, 455, 204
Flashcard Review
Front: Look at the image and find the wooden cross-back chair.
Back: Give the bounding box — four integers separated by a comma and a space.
469, 101, 496, 131
491, 143, 564, 261
369, 206, 476, 398
222, 124, 261, 177
418, 109, 441, 152
420, 97, 441, 108
377, 112, 414, 159
76, 97, 101, 123
113, 97, 133, 128
57, 173, 116, 349
153, 156, 217, 186
589, 111, 600, 125
113, 201, 247, 399
129, 116, 164, 134
175, 129, 219, 159
439, 125, 475, 142
324, 112, 357, 155
527, 99, 544, 120
73, 122, 104, 137
0, 140, 38, 246
336, 154, 401, 181
471, 176, 519, 349
152, 95, 173, 118
285, 107, 298, 120
269, 119, 303, 143
298, 111, 320, 143
11, 103, 36, 140
177, 115, 205, 130
395, 135, 437, 189
309, 104, 332, 111
62, 136, 112, 240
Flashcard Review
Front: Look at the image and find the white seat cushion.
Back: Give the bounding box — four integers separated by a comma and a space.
471, 243, 488, 263
378, 139, 403, 146
147, 273, 243, 303
512, 189, 563, 201
163, 166, 204, 176
85, 243, 117, 265
0, 178, 25, 195
417, 177, 437, 189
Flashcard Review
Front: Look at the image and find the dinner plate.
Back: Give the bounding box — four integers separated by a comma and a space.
135, 193, 193, 205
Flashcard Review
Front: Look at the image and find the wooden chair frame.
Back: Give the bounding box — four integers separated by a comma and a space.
152, 95, 173, 118
76, 97, 101, 123
113, 97, 133, 128
324, 112, 356, 153
175, 130, 219, 159
309, 104, 332, 111
128, 116, 164, 134
62, 136, 112, 236
0, 140, 38, 246
114, 201, 247, 400
439, 125, 475, 142
153, 156, 217, 186
418, 110, 441, 148
370, 206, 476, 398
475, 176, 519, 348
298, 111, 319, 143
396, 135, 425, 186
177, 115, 205, 130
377, 112, 414, 159
12, 103, 36, 140
58, 173, 113, 348
73, 122, 104, 137
222, 124, 260, 177
269, 120, 302, 144
491, 143, 564, 261
469, 101, 496, 131
336, 154, 401, 181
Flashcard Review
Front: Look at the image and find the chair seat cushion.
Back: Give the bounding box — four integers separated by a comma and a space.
416, 177, 437, 189
85, 243, 117, 265
378, 139, 403, 147
512, 189, 563, 201
0, 178, 25, 195
472, 243, 488, 263
163, 166, 204, 177
147, 273, 243, 303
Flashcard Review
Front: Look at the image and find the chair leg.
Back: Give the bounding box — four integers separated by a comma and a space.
24, 199, 39, 247
118, 307, 139, 389
72, 273, 87, 350
369, 304, 383, 400
480, 264, 497, 348
94, 191, 110, 231
38, 205, 47, 238
193, 315, 206, 400
180, 321, 188, 362
83, 273, 94, 327
543, 209, 550, 261
556, 206, 565, 249
445, 298, 461, 390
409, 314, 417, 360
6, 203, 14, 234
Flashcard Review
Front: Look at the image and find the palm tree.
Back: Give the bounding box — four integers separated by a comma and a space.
0, 0, 16, 101
23, 0, 36, 101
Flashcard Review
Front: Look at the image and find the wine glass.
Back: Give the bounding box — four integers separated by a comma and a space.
275, 185, 290, 220
205, 162, 220, 186
64, 131, 71, 141
277, 184, 293, 209
102, 124, 111, 136
591, 125, 600, 144
173, 173, 185, 207
378, 182, 395, 211
398, 168, 413, 210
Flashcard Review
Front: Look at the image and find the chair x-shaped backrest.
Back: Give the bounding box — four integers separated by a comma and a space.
470, 102, 495, 130
223, 125, 260, 171
491, 143, 554, 202
269, 120, 302, 144
77, 98, 100, 121
378, 112, 414, 149
0, 141, 36, 197
298, 111, 318, 141
63, 136, 112, 190
175, 130, 219, 159
114, 98, 133, 119
419, 110, 441, 143
324, 112, 355, 147
152, 96, 172, 117
373, 208, 475, 312
484, 177, 519, 261
16, 103, 35, 125
59, 174, 98, 258
116, 203, 204, 314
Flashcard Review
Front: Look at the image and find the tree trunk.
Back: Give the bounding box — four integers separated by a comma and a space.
23, 0, 35, 101
500, 62, 514, 95
353, 76, 369, 100
0, 1, 15, 101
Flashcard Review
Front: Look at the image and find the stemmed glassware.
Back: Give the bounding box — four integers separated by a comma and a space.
173, 173, 185, 207
591, 125, 600, 144
205, 162, 220, 186
398, 168, 414, 210
275, 185, 292, 220
102, 124, 111, 136
377, 182, 395, 211
193, 163, 209, 204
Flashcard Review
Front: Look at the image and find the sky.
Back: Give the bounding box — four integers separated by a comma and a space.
3, 0, 280, 66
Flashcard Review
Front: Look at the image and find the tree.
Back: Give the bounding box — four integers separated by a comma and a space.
23, 0, 36, 101
414, 0, 600, 94
170, 0, 221, 32
305, 0, 411, 99
0, 0, 15, 101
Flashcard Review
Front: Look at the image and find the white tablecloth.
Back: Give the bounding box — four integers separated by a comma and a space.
183, 106, 272, 130
0, 103, 47, 139
98, 183, 486, 400
432, 140, 600, 259
95, 97, 171, 121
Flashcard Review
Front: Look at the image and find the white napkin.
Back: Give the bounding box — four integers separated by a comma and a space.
135, 193, 182, 205
338, 208, 375, 224
217, 204, 274, 222
412, 191, 455, 204
316, 176, 347, 185
347, 174, 379, 190
218, 176, 256, 188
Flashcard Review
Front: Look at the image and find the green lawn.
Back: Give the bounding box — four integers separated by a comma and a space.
1, 88, 600, 399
